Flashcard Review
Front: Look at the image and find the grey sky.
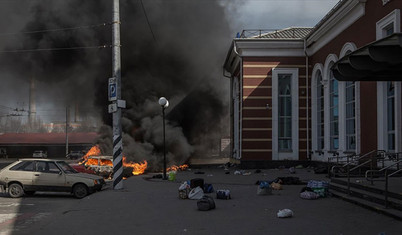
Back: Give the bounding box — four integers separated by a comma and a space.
226, 0, 339, 33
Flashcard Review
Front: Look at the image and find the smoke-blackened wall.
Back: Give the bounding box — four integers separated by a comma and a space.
0, 0, 233, 167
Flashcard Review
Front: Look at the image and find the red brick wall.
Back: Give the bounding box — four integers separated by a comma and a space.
241, 57, 310, 161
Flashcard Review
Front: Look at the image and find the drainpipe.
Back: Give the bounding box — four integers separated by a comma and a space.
304, 38, 310, 160
233, 41, 243, 161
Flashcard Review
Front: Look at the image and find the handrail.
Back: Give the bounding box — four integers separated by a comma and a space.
365, 159, 402, 181
330, 150, 385, 177
364, 157, 402, 208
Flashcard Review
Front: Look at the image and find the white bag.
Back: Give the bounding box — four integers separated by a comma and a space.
277, 209, 293, 218
188, 186, 204, 200
179, 181, 190, 191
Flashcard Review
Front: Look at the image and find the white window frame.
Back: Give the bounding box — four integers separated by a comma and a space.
376, 9, 400, 40
323, 54, 339, 159
338, 42, 360, 155
272, 68, 299, 160
311, 63, 325, 160
376, 9, 402, 153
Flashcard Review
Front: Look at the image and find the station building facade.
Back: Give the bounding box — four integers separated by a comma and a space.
223, 0, 402, 167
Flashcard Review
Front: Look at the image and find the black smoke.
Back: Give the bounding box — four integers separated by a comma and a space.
0, 0, 233, 168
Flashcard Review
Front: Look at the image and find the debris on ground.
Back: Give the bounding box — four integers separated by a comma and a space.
277, 209, 294, 218
257, 181, 272, 195
178, 181, 191, 199
188, 186, 204, 200
197, 195, 216, 211
203, 183, 214, 193
271, 182, 282, 190
300, 187, 319, 199
306, 180, 329, 197
216, 189, 231, 199
288, 167, 296, 174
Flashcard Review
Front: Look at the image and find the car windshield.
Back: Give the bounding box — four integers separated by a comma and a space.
57, 161, 78, 174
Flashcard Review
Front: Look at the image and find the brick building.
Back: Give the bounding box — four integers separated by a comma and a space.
223, 0, 402, 167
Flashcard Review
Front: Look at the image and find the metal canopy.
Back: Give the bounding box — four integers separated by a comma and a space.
331, 33, 402, 81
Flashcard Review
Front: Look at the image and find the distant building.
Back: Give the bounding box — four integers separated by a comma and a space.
0, 132, 98, 158
223, 0, 401, 167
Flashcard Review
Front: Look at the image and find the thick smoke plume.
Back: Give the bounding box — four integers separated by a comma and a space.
0, 0, 233, 168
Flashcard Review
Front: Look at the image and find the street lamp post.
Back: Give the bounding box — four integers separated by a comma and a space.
158, 97, 169, 180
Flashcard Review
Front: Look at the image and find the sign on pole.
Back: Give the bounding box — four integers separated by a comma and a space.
108, 77, 117, 101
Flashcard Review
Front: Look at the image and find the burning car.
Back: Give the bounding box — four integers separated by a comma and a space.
82, 155, 114, 178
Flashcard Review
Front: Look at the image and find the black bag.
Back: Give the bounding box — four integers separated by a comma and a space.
190, 178, 204, 189
203, 184, 214, 193
197, 195, 216, 211
216, 189, 231, 199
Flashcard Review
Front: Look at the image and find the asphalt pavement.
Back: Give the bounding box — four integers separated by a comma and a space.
1, 165, 400, 235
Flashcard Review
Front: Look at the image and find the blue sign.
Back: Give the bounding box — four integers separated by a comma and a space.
108, 77, 117, 101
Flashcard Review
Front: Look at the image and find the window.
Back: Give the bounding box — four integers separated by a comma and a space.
383, 23, 394, 36
278, 74, 292, 151
10, 161, 35, 171
316, 71, 325, 150
329, 70, 339, 150
345, 81, 356, 150
387, 81, 395, 151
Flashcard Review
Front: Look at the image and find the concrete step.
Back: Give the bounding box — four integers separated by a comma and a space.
329, 182, 402, 211
329, 189, 402, 221
330, 178, 402, 201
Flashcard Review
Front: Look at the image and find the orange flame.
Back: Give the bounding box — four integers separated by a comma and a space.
167, 164, 189, 172
79, 145, 101, 164
123, 157, 148, 175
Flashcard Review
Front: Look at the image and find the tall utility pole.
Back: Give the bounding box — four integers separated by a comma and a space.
65, 106, 69, 156
110, 0, 125, 190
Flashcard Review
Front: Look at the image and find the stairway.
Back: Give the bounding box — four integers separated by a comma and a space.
329, 177, 402, 220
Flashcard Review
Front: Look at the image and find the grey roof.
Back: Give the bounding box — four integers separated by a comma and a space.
240, 27, 313, 39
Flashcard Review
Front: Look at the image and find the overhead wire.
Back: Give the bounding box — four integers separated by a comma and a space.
0, 22, 112, 53
140, 0, 157, 42
0, 22, 113, 37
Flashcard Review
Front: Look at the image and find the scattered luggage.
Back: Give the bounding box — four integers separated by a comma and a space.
277, 209, 294, 218
188, 186, 204, 200
178, 181, 191, 199
190, 178, 204, 189
257, 181, 272, 195
203, 183, 214, 193
197, 195, 216, 211
216, 189, 231, 199
306, 180, 329, 197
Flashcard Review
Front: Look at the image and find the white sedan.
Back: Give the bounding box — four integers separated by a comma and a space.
0, 159, 105, 199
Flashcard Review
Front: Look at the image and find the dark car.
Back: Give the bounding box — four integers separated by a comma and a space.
66, 151, 84, 160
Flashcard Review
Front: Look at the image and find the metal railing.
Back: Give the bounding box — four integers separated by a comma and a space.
330, 150, 387, 194
365, 152, 402, 208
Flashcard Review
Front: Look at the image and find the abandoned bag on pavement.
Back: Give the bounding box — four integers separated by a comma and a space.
203, 183, 214, 193
188, 186, 204, 200
216, 189, 231, 199
197, 195, 216, 211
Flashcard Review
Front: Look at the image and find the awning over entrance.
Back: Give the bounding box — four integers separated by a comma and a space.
331, 33, 402, 81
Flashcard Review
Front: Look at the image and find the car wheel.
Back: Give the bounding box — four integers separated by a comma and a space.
73, 184, 88, 199
8, 183, 24, 198
24, 191, 35, 196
